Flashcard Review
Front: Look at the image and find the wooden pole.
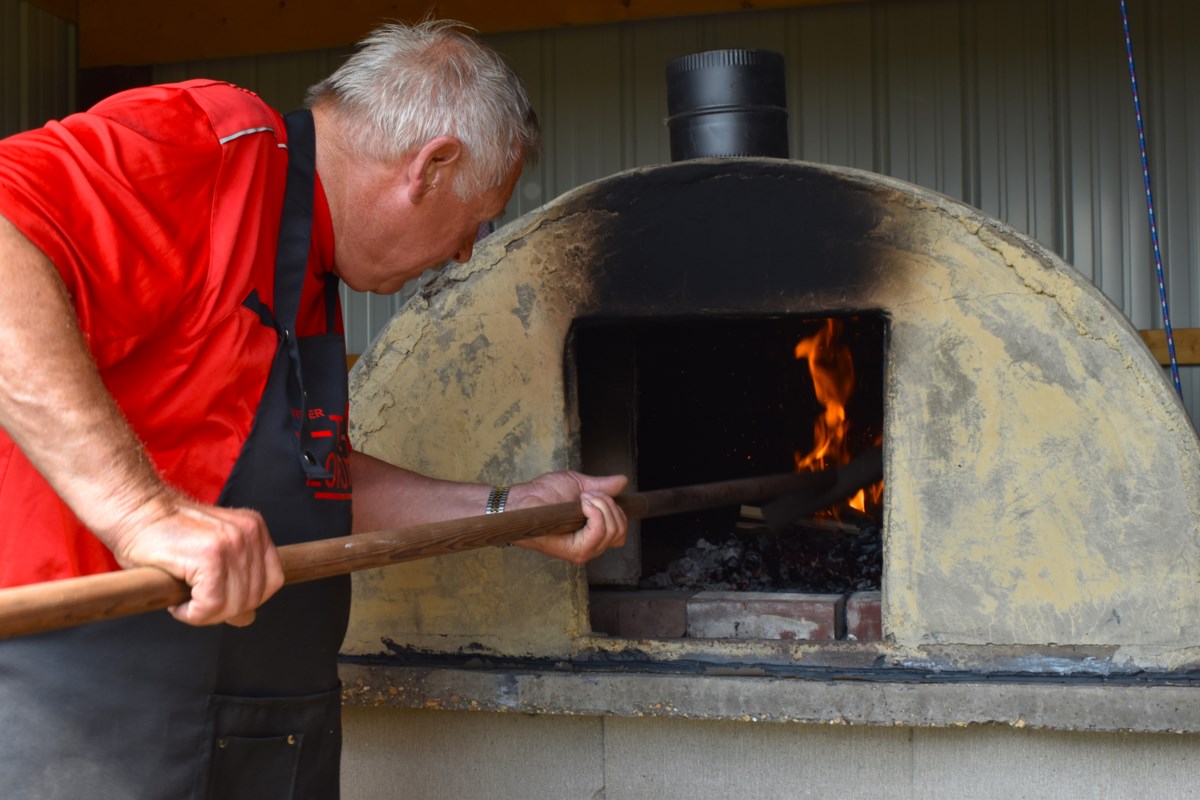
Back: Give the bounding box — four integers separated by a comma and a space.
0, 465, 848, 639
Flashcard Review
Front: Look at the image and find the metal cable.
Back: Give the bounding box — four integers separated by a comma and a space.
1121, 0, 1183, 398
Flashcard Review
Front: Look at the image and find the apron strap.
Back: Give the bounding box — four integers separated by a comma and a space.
277, 109, 331, 480
324, 273, 341, 335
276, 109, 316, 335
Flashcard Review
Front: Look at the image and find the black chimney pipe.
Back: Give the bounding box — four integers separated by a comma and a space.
666, 49, 789, 161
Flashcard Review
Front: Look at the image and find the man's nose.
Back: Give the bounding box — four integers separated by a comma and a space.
452, 236, 475, 264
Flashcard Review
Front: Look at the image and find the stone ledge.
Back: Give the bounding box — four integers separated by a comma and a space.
339, 661, 1200, 734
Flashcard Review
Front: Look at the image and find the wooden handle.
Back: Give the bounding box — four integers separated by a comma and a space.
0, 467, 840, 639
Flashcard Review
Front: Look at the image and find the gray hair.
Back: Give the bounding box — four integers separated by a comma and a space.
305, 19, 541, 198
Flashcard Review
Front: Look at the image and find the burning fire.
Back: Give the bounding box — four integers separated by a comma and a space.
793, 318, 883, 516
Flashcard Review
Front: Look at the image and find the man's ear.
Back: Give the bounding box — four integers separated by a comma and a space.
407, 136, 463, 201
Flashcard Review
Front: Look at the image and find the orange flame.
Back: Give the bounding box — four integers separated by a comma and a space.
793, 318, 855, 474
793, 318, 883, 517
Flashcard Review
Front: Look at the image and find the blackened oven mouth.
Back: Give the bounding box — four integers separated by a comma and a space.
574, 312, 886, 602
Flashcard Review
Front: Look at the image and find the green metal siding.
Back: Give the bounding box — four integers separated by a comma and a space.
0, 0, 74, 138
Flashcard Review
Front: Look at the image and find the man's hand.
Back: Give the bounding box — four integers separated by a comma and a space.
107, 492, 285, 627
506, 471, 629, 564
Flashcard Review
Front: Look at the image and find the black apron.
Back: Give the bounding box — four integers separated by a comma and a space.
0, 110, 352, 800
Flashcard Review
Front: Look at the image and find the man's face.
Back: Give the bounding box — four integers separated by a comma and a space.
333, 157, 523, 295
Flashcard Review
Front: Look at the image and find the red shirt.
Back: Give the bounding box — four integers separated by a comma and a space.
0, 80, 340, 587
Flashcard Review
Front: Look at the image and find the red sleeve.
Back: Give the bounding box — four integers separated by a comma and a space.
0, 83, 255, 366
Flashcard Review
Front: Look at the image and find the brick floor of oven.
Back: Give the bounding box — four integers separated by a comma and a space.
589, 588, 882, 642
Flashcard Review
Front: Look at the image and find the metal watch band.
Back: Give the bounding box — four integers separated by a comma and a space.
485, 485, 510, 514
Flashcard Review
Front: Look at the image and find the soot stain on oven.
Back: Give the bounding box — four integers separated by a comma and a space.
557, 161, 891, 314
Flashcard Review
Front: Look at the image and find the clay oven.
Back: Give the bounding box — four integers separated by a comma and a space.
344, 158, 1200, 674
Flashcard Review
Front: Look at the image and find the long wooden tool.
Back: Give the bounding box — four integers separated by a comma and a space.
0, 465, 850, 640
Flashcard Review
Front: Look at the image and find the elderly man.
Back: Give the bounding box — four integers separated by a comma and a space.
0, 19, 626, 799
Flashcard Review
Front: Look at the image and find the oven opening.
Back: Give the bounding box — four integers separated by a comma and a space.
574, 313, 887, 641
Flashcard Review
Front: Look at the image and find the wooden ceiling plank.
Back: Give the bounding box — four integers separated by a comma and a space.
25, 0, 78, 24
78, 0, 863, 67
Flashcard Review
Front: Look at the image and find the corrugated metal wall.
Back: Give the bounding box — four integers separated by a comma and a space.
501, 0, 1197, 426
2, 0, 1195, 421
0, 0, 75, 138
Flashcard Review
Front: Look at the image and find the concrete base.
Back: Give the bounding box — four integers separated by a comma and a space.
341, 662, 1200, 735
342, 705, 1200, 800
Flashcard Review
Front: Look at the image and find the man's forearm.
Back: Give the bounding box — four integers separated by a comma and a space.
0, 215, 284, 624
347, 451, 630, 564
348, 450, 490, 533
0, 214, 173, 545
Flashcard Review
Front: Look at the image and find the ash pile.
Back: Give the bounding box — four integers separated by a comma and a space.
640, 508, 881, 594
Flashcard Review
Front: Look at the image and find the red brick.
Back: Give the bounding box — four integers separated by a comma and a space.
617, 590, 692, 638
845, 591, 882, 641
589, 590, 694, 638
588, 591, 623, 636
687, 591, 844, 641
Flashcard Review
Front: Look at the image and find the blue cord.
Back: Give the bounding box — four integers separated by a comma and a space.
1121, 0, 1183, 399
